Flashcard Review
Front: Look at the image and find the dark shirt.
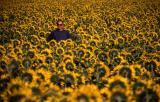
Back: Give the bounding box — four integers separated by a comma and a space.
47, 29, 71, 42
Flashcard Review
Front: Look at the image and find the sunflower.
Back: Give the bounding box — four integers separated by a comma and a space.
63, 74, 75, 87
30, 35, 39, 45
8, 59, 22, 78
144, 60, 157, 72
21, 72, 33, 83
36, 68, 52, 84
59, 40, 66, 47
68, 85, 102, 102
136, 88, 159, 102
61, 87, 74, 97
0, 76, 10, 94
45, 56, 53, 64
38, 31, 46, 38
91, 62, 110, 81
62, 55, 73, 63
0, 45, 5, 54
110, 91, 130, 102
26, 50, 36, 59
108, 49, 119, 60
97, 52, 108, 64
56, 47, 64, 55
112, 65, 132, 79
49, 40, 57, 48
41, 49, 52, 56
107, 76, 130, 93
130, 64, 146, 79
22, 58, 33, 69
90, 39, 98, 47
76, 49, 85, 58
22, 42, 31, 53
110, 57, 122, 68
64, 42, 74, 50
64, 60, 76, 72
50, 73, 62, 87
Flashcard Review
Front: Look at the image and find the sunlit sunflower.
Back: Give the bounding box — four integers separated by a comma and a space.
68, 85, 102, 102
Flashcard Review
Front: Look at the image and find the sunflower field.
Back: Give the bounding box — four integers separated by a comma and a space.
0, 0, 160, 101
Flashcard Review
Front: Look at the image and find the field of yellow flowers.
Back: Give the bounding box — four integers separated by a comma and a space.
0, 0, 160, 101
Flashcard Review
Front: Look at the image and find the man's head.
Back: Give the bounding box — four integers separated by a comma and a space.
56, 20, 64, 31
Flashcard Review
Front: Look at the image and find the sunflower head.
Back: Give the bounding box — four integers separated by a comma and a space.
45, 56, 53, 64
39, 31, 46, 38
21, 72, 33, 83
108, 49, 118, 60
110, 91, 127, 102
126, 54, 134, 64
8, 59, 21, 78
56, 47, 64, 55
50, 74, 61, 86
22, 58, 32, 69
32, 87, 41, 96
64, 74, 74, 87
132, 81, 147, 95
119, 66, 132, 79
0, 60, 7, 70
0, 77, 10, 93
8, 94, 25, 102
98, 52, 108, 63
27, 50, 35, 59
22, 43, 31, 52
144, 60, 157, 72
136, 88, 159, 102
65, 61, 75, 71
30, 35, 39, 45
49, 40, 57, 47
77, 49, 85, 58
110, 57, 121, 67
109, 80, 126, 91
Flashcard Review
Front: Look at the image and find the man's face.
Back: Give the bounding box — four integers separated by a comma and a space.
57, 21, 64, 30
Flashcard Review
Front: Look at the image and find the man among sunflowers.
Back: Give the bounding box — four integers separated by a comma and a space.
47, 20, 72, 42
